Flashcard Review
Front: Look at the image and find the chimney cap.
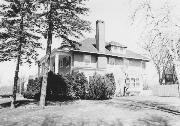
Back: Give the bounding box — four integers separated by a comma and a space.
96, 20, 104, 23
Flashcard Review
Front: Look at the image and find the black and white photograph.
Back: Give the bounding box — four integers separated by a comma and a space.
0, 0, 180, 125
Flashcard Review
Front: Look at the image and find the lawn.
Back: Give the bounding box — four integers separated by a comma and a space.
0, 97, 180, 126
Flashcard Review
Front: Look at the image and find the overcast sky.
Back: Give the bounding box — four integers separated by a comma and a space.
1, 0, 180, 87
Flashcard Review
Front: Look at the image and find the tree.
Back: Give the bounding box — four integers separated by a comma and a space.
131, 0, 180, 95
35, 0, 91, 107
0, 0, 41, 108
143, 32, 173, 84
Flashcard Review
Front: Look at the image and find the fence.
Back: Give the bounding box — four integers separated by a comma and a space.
151, 84, 180, 97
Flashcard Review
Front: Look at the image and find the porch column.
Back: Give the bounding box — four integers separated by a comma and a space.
55, 54, 59, 74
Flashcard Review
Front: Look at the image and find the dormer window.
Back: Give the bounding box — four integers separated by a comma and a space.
106, 41, 127, 54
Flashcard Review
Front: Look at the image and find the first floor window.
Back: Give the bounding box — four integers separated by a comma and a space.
126, 77, 140, 88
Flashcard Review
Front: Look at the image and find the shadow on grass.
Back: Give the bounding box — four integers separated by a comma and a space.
2, 116, 124, 126
41, 115, 124, 126
0, 99, 38, 109
46, 99, 76, 106
133, 115, 171, 126
0, 114, 172, 126
0, 98, 77, 109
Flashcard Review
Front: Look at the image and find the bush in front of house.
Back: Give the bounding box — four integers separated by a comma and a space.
46, 71, 88, 100
24, 72, 115, 101
63, 72, 88, 99
86, 73, 115, 100
23, 77, 42, 100
46, 72, 66, 100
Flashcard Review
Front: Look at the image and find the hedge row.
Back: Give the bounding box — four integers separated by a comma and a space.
24, 72, 115, 100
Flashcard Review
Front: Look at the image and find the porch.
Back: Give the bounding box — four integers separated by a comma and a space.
38, 51, 72, 77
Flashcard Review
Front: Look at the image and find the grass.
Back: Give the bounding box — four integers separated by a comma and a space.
0, 98, 179, 126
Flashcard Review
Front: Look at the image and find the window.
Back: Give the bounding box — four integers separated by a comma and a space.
115, 58, 123, 65
84, 55, 91, 65
125, 76, 140, 88
131, 78, 135, 87
142, 62, 146, 69
129, 60, 141, 67
64, 56, 71, 67
59, 59, 63, 68
63, 57, 69, 67
135, 78, 140, 87
108, 57, 115, 65
119, 48, 124, 54
53, 63, 55, 73
124, 59, 129, 67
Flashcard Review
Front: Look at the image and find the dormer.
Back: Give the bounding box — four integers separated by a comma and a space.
106, 41, 127, 54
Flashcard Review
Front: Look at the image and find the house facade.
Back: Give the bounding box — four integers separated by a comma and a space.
38, 20, 149, 96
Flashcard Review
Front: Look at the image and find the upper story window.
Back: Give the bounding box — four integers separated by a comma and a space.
108, 57, 115, 65
110, 46, 126, 54
115, 58, 123, 65
129, 59, 141, 67
53, 63, 55, 73
142, 61, 146, 69
59, 56, 71, 68
124, 59, 129, 67
106, 42, 127, 54
59, 59, 63, 68
84, 54, 91, 65
63, 56, 70, 67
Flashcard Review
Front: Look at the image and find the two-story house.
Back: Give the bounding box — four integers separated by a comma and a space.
38, 20, 149, 96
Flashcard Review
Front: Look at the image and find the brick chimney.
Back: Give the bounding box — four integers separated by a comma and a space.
96, 20, 107, 69
96, 20, 105, 53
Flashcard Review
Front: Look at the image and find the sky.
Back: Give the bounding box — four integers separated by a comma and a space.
2, 0, 180, 87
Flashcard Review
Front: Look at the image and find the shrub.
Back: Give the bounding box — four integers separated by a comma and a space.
73, 72, 88, 99
86, 73, 115, 100
46, 72, 66, 100
46, 71, 88, 100
23, 77, 42, 100
24, 72, 115, 101
105, 73, 116, 97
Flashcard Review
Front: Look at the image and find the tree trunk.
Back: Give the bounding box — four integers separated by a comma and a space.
11, 48, 21, 108
11, 15, 23, 109
158, 71, 163, 85
173, 61, 180, 97
39, 5, 53, 108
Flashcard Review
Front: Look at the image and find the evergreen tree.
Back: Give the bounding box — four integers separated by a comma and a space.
0, 0, 41, 108
35, 0, 91, 107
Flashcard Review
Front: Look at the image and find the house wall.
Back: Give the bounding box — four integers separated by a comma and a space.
124, 59, 144, 92
72, 53, 145, 95
73, 53, 97, 69
72, 52, 106, 79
